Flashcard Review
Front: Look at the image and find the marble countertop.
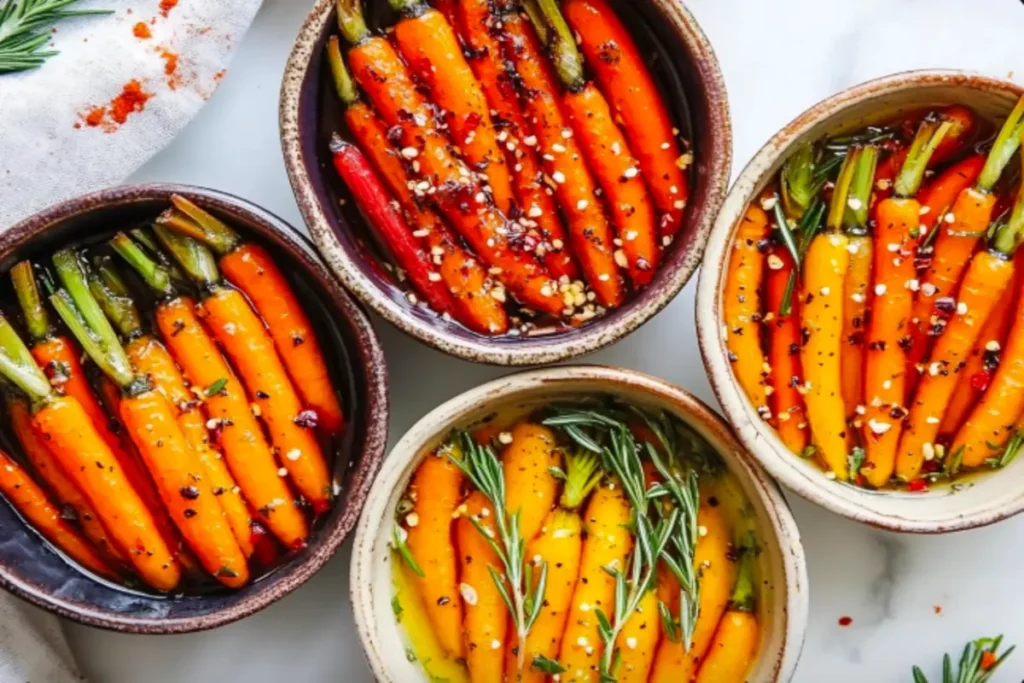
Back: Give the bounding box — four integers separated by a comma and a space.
59, 0, 1024, 681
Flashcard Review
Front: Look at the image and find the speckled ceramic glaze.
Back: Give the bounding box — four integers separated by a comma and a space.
280, 0, 731, 365
351, 366, 808, 682
697, 71, 1024, 533
0, 184, 389, 633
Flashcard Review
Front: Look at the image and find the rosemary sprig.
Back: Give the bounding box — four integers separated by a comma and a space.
448, 432, 546, 676
0, 0, 112, 74
912, 636, 1015, 683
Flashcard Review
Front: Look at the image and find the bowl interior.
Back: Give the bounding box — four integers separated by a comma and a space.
0, 185, 387, 632
283, 0, 731, 364
698, 72, 1024, 532
351, 367, 807, 682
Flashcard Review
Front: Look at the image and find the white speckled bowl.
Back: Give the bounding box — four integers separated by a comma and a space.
351, 366, 808, 682
697, 70, 1024, 533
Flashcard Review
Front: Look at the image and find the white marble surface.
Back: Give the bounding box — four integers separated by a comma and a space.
54, 0, 1024, 681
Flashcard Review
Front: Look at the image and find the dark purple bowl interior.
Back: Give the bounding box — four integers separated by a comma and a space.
291, 0, 728, 360
0, 184, 388, 633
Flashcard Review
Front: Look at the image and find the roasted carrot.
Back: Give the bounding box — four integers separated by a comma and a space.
501, 422, 560, 541
764, 248, 808, 453
405, 448, 465, 659
455, 491, 508, 683
932, 104, 977, 165
0, 313, 180, 591
614, 589, 660, 683
558, 479, 633, 680
454, 0, 578, 280
111, 233, 309, 550
0, 449, 118, 580
725, 205, 771, 420
911, 98, 1024, 383
651, 494, 737, 682
871, 146, 907, 205
563, 0, 689, 238
336, 5, 565, 317
387, 0, 515, 214
693, 533, 759, 683
861, 120, 951, 487
152, 225, 334, 514
6, 392, 126, 565
50, 250, 249, 588
897, 184, 1024, 480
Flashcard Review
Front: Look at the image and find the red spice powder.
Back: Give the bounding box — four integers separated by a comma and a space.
159, 0, 178, 17
837, 616, 853, 627
83, 106, 106, 128
158, 48, 180, 89
933, 605, 943, 615
133, 22, 152, 39
110, 80, 152, 124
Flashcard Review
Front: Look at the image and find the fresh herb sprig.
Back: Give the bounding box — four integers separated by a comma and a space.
448, 432, 547, 676
0, 0, 111, 74
912, 636, 1015, 683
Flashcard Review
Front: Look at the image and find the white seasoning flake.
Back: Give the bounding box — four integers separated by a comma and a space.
552, 143, 567, 153
851, 292, 866, 303
986, 340, 1001, 352
528, 206, 544, 218
614, 249, 628, 268
875, 284, 887, 296
400, 147, 419, 159
498, 431, 514, 445
922, 283, 937, 297
760, 196, 778, 211
676, 152, 693, 170
523, 135, 538, 147
868, 419, 892, 435
847, 197, 863, 211
623, 167, 639, 179
577, 199, 589, 211
626, 637, 638, 650
428, 272, 442, 282
925, 416, 940, 425
491, 640, 502, 650
923, 443, 936, 461
552, 171, 567, 184
460, 583, 479, 606
957, 301, 968, 315
674, 199, 687, 210
278, 467, 289, 477
819, 286, 831, 296
945, 212, 956, 224
906, 279, 920, 292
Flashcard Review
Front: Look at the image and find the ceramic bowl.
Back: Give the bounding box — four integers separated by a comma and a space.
351, 365, 808, 682
696, 70, 1024, 533
0, 184, 389, 633
280, 0, 731, 365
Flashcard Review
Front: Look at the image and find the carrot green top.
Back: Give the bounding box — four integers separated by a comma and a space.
326, 36, 358, 107
87, 255, 144, 341
335, 0, 370, 45
10, 261, 53, 343
527, 0, 584, 92
0, 314, 54, 406
978, 95, 1024, 193
893, 118, 953, 199
841, 145, 880, 235
990, 153, 1024, 256
160, 195, 243, 257
110, 232, 179, 299
387, 0, 427, 16
151, 224, 221, 290
558, 449, 604, 509
729, 531, 758, 614
825, 147, 860, 231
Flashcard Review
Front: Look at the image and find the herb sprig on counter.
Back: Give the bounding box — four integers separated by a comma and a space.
912, 636, 1015, 683
0, 0, 111, 74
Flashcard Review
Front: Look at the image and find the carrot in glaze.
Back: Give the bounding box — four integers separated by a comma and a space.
501, 422, 560, 542
764, 249, 808, 453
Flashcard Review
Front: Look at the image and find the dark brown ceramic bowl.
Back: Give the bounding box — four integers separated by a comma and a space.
280, 0, 731, 365
0, 184, 389, 633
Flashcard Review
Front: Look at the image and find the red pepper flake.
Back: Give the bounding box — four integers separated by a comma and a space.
970, 370, 991, 393
83, 106, 106, 128
908, 479, 929, 493
159, 0, 178, 17
933, 605, 942, 615
838, 616, 853, 627
132, 21, 151, 39
78, 80, 153, 132
158, 47, 180, 89
980, 651, 997, 670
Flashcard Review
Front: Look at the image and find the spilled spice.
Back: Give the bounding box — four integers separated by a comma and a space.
159, 0, 178, 17
158, 47, 180, 89
933, 605, 943, 615
837, 616, 853, 627
79, 80, 153, 132
133, 22, 152, 39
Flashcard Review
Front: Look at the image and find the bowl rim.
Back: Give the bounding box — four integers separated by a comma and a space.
350, 364, 809, 682
696, 69, 1024, 534
0, 183, 391, 634
279, 0, 733, 366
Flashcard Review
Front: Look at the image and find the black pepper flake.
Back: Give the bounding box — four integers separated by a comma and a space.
183, 509, 197, 518
60, 504, 77, 522
179, 486, 200, 500
933, 297, 957, 316
212, 487, 226, 496
291, 332, 306, 347
708, 496, 720, 507
171, 320, 186, 336
889, 406, 907, 420
256, 390, 270, 400
437, 596, 450, 606
95, 461, 104, 469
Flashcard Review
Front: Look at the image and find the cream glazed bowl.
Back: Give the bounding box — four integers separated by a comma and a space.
350, 366, 808, 682
696, 70, 1024, 533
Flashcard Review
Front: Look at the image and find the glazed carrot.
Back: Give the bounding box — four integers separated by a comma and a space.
503, 2, 624, 305
871, 146, 907, 205
724, 205, 771, 420
0, 449, 118, 580
764, 249, 808, 453
507, 449, 600, 683
563, 0, 689, 238
324, 41, 510, 335
336, 6, 565, 317
454, 0, 578, 280
6, 393, 126, 565
0, 313, 180, 591
693, 534, 759, 683
904, 154, 987, 381
840, 145, 880, 419
50, 250, 249, 588
614, 589, 660, 683
931, 104, 977, 165
651, 496, 737, 682
111, 234, 309, 549
153, 226, 333, 514
388, 0, 516, 214
405, 448, 465, 659
862, 121, 951, 488
501, 422, 560, 541
897, 190, 1024, 480
558, 480, 633, 680
455, 491, 508, 683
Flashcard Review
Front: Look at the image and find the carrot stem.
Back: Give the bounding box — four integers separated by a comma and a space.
0, 316, 53, 404
979, 95, 1024, 192
10, 261, 51, 342
729, 533, 757, 614
335, 0, 370, 45
559, 448, 603, 509
780, 144, 819, 221
530, 0, 585, 91
110, 232, 176, 297
166, 196, 241, 257
992, 160, 1024, 255
326, 35, 358, 107
828, 148, 860, 231
843, 145, 880, 232
152, 222, 220, 287
88, 256, 144, 340
894, 119, 954, 199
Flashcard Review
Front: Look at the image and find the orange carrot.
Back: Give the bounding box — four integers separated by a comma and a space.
0, 449, 118, 580
725, 205, 771, 420
563, 0, 690, 237
616, 589, 660, 683
501, 422, 560, 541
932, 104, 977, 165
764, 249, 808, 453
388, 0, 516, 214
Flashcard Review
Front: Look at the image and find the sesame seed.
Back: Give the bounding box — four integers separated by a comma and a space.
875, 284, 887, 295
400, 147, 419, 159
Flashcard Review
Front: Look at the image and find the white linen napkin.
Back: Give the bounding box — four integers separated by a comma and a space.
0, 0, 263, 228
0, 1, 261, 680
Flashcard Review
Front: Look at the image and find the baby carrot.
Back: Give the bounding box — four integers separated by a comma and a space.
387, 0, 515, 214
0, 449, 118, 580
336, 5, 565, 317
456, 491, 508, 683
558, 479, 633, 681
51, 250, 249, 588
764, 249, 808, 454
862, 120, 951, 487
405, 448, 465, 659
615, 589, 660, 683
0, 313, 179, 591
724, 205, 771, 420
563, 0, 689, 238
501, 422, 560, 541
693, 534, 759, 683
111, 234, 309, 550
454, 0, 578, 280
153, 226, 333, 514
931, 104, 977, 166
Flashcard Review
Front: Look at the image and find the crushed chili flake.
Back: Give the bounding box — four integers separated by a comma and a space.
837, 616, 853, 627
83, 106, 106, 127
159, 0, 178, 17
78, 80, 152, 132
158, 47, 180, 88
933, 605, 942, 615
907, 479, 929, 492
133, 21, 152, 39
